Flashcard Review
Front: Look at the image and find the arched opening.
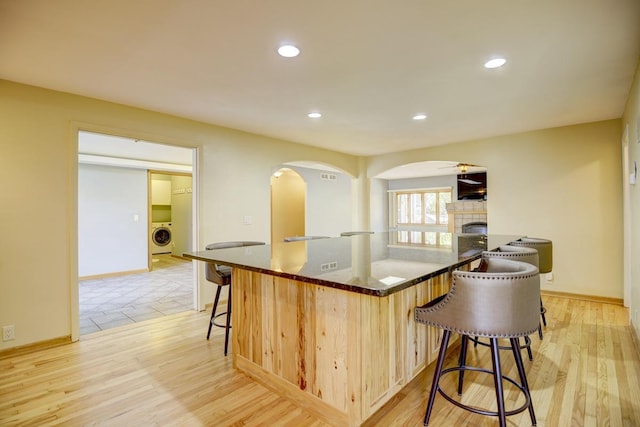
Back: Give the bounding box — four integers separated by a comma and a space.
270, 168, 307, 274
270, 161, 353, 241
373, 160, 487, 241
270, 168, 306, 244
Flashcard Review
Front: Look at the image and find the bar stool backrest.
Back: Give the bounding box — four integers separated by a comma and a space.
509, 237, 552, 273
416, 258, 540, 338
482, 245, 539, 268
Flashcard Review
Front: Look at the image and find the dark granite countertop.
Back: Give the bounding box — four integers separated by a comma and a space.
183, 232, 522, 297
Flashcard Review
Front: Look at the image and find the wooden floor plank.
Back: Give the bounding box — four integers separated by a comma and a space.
1, 296, 639, 426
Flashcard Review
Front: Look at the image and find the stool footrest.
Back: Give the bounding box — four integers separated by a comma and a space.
470, 336, 531, 351
211, 311, 230, 329
437, 366, 532, 418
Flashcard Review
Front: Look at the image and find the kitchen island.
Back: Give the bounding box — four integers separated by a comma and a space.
184, 233, 519, 426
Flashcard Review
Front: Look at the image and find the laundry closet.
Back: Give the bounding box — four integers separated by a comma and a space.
149, 172, 192, 261
150, 175, 173, 255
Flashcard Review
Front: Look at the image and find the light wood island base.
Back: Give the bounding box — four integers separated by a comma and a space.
230, 266, 468, 426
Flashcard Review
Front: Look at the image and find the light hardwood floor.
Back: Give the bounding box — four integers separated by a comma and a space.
1, 295, 639, 426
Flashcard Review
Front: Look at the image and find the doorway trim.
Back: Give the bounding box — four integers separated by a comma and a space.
71, 122, 200, 341
622, 124, 631, 307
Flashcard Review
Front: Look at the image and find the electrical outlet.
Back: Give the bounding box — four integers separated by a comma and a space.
2, 325, 15, 341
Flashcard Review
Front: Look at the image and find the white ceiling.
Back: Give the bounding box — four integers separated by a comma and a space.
1, 1, 639, 158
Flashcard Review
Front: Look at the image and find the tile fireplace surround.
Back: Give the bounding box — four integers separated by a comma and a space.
446, 200, 487, 233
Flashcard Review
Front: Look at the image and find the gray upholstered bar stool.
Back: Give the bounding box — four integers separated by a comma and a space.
205, 241, 265, 355
509, 237, 552, 338
476, 245, 541, 360
415, 258, 540, 427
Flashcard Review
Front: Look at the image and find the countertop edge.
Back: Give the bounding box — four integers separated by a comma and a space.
183, 252, 483, 297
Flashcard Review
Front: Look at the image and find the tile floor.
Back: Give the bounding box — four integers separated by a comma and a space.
79, 254, 193, 335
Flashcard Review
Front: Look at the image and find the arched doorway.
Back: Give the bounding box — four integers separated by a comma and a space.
373, 160, 487, 235
270, 168, 306, 244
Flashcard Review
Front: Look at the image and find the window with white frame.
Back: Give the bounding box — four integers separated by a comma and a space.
394, 188, 452, 226
390, 188, 453, 248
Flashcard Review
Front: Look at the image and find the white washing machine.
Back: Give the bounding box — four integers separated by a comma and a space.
151, 222, 172, 254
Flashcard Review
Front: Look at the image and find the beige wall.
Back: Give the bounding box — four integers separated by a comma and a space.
622, 59, 640, 338
0, 79, 359, 350
368, 119, 623, 299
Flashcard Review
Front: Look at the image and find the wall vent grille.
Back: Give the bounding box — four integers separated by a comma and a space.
320, 262, 338, 271
320, 173, 337, 181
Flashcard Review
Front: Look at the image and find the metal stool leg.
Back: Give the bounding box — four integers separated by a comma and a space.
223, 286, 232, 356
423, 330, 451, 426
539, 297, 547, 340
511, 338, 537, 426
457, 335, 469, 395
538, 323, 544, 340
207, 284, 223, 340
489, 338, 507, 427
540, 297, 547, 325
538, 297, 547, 339
523, 336, 533, 361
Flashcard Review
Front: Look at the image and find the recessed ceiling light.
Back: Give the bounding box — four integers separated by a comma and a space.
413, 113, 427, 120
484, 57, 507, 69
308, 112, 322, 118
278, 44, 300, 58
